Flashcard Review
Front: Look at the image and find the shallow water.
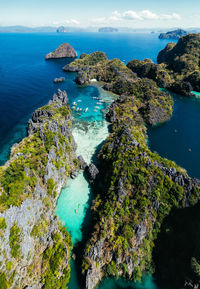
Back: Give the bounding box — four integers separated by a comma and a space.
56, 172, 91, 244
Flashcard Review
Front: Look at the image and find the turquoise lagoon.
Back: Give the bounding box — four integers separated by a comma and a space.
56, 85, 159, 289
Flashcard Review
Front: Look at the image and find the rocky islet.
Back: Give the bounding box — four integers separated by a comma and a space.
45, 43, 77, 59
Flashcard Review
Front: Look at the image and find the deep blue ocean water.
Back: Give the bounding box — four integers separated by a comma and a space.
0, 32, 198, 289
0, 32, 173, 165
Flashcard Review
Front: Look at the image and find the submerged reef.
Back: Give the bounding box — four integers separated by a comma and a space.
0, 89, 77, 288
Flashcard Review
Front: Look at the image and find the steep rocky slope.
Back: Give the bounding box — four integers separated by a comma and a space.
0, 89, 77, 288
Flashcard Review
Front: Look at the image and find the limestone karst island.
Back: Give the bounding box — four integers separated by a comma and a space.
0, 1, 200, 289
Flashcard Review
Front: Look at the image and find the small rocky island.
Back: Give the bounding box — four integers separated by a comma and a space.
45, 43, 77, 59
159, 29, 188, 39
53, 76, 65, 83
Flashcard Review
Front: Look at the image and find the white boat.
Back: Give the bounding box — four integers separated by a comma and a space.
73, 102, 77, 105
72, 106, 75, 110
96, 102, 103, 105
79, 108, 82, 111
84, 108, 88, 112
95, 106, 100, 109
77, 100, 82, 102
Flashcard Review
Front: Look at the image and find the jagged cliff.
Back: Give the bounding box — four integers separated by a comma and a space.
65, 52, 200, 289
0, 89, 77, 288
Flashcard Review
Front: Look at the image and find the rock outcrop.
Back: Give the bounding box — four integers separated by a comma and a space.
159, 29, 188, 39
45, 43, 77, 59
53, 77, 65, 83
0, 89, 77, 288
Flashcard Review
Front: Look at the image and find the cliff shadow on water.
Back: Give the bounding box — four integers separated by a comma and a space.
152, 202, 200, 289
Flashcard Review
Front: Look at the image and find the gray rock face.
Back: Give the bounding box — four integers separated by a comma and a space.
78, 155, 88, 170
45, 43, 77, 59
86, 163, 99, 181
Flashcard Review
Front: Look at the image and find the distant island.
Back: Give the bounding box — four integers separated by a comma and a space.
0, 25, 57, 33
56, 26, 87, 33
159, 29, 188, 39
98, 27, 119, 33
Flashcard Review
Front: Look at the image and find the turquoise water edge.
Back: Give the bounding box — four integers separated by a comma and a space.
0, 32, 199, 289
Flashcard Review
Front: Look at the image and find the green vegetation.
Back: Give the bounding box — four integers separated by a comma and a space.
68, 51, 107, 69
127, 34, 200, 95
0, 272, 10, 289
157, 33, 200, 93
0, 217, 6, 230
9, 224, 22, 259
41, 227, 72, 289
0, 98, 73, 212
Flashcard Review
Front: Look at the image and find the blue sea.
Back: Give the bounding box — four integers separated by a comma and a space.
0, 32, 199, 289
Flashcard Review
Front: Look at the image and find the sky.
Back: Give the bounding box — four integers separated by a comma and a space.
0, 0, 200, 28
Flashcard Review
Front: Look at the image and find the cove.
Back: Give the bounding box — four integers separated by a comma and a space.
56, 84, 159, 289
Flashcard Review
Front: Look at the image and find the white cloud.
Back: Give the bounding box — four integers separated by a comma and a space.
90, 10, 181, 26
123, 10, 142, 20
140, 10, 158, 20
160, 13, 181, 20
